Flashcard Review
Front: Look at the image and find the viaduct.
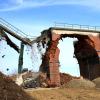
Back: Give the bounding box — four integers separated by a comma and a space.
0, 18, 100, 86
37, 24, 100, 86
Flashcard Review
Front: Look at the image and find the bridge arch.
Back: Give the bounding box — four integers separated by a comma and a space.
39, 28, 100, 86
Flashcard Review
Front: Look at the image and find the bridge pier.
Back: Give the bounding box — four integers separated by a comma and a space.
40, 33, 61, 86
74, 35, 100, 80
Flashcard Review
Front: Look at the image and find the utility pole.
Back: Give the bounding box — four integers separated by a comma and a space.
18, 42, 24, 74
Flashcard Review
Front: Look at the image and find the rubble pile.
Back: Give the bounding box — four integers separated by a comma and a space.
19, 72, 81, 88
0, 72, 34, 100
22, 72, 79, 88
10, 71, 93, 89
60, 73, 79, 85
22, 72, 48, 88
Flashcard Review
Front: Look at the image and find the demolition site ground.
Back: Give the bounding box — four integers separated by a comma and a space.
25, 88, 100, 100
0, 71, 100, 100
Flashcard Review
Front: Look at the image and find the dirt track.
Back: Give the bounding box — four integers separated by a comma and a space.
25, 88, 100, 100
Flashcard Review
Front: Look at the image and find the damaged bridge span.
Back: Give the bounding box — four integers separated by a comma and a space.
39, 27, 100, 86
0, 18, 33, 74
0, 18, 100, 87
0, 18, 32, 52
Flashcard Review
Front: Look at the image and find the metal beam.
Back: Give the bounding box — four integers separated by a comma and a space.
18, 42, 24, 73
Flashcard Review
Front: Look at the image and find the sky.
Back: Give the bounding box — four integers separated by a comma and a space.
0, 0, 100, 76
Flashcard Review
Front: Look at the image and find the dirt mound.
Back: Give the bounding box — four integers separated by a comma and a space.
60, 73, 79, 85
62, 79, 95, 89
92, 77, 100, 88
0, 72, 34, 100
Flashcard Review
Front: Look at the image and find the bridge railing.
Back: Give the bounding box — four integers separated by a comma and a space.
54, 22, 100, 31
0, 18, 36, 39
0, 18, 29, 38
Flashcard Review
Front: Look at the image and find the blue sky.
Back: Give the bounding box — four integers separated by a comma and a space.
0, 0, 100, 76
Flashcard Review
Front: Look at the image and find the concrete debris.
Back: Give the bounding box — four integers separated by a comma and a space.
15, 74, 24, 86
22, 78, 40, 88
14, 71, 48, 88
60, 73, 80, 85
2, 55, 5, 58
14, 72, 83, 88
22, 72, 48, 88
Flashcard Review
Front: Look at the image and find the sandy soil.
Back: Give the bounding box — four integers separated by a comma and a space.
25, 88, 100, 100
